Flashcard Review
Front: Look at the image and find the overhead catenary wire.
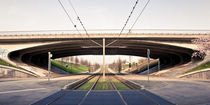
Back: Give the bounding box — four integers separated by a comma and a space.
67, 0, 88, 35
129, 0, 151, 32
57, 0, 80, 34
67, 0, 102, 47
119, 0, 139, 36
106, 0, 140, 47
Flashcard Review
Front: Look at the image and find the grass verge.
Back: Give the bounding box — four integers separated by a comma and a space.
95, 77, 113, 90
0, 58, 18, 68
78, 77, 97, 90
112, 78, 129, 90
184, 62, 210, 74
51, 60, 88, 73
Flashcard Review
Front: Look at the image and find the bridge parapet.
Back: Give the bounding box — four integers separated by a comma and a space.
0, 33, 209, 39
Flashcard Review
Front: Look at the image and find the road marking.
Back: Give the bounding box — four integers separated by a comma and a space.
0, 88, 46, 94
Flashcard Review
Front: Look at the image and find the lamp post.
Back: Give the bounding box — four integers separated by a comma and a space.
158, 58, 160, 71
48, 52, 52, 82
147, 49, 150, 84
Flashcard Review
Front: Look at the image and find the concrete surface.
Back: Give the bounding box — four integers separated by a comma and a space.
0, 75, 88, 105
121, 75, 210, 105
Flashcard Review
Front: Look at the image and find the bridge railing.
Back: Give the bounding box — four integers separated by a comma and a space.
0, 29, 210, 36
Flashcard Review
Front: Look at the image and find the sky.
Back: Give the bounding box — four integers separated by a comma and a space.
0, 0, 210, 31
0, 0, 210, 64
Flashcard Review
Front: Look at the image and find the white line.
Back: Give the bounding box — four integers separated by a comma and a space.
0, 88, 46, 94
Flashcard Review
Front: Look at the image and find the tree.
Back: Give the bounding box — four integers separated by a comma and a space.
83, 60, 89, 66
94, 63, 100, 71
61, 57, 64, 62
75, 57, 79, 65
122, 60, 126, 64
80, 58, 84, 65
88, 62, 91, 73
70, 56, 74, 63
138, 58, 147, 64
118, 58, 122, 73
192, 35, 210, 60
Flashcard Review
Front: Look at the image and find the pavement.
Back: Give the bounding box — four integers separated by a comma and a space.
120, 75, 210, 105
0, 75, 88, 105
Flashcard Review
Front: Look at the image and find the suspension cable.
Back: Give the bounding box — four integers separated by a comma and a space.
106, 0, 139, 46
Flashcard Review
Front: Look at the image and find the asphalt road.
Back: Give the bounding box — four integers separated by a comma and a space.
0, 75, 87, 105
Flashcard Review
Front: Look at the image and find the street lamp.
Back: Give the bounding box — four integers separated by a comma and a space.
48, 52, 52, 82
147, 49, 150, 84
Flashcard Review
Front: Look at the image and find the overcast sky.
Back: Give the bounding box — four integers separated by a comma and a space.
1, 0, 209, 64
0, 0, 210, 31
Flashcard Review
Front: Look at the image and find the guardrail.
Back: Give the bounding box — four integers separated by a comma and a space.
0, 29, 210, 36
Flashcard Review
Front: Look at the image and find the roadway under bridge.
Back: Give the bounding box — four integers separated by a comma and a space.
0, 33, 205, 70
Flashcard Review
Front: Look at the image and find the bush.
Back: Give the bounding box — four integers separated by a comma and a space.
192, 50, 206, 61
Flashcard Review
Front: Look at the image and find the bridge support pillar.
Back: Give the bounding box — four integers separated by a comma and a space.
103, 38, 105, 81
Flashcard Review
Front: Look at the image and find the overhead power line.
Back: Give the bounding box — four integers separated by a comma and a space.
106, 0, 140, 46
67, 0, 102, 47
57, 0, 80, 34
129, 0, 151, 31
67, 0, 88, 35
119, 0, 139, 35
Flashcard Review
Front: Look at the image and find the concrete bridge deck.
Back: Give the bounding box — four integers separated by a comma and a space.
0, 33, 207, 75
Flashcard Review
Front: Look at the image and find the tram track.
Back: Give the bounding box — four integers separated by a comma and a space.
108, 76, 128, 105
32, 74, 174, 105
78, 75, 100, 105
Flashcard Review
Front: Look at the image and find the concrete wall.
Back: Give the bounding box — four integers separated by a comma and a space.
0, 67, 35, 78
180, 69, 210, 80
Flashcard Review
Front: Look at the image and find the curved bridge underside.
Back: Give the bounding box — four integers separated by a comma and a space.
9, 38, 194, 69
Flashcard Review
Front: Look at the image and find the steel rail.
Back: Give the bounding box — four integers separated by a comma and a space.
114, 76, 159, 105
108, 76, 128, 105
78, 75, 101, 105
45, 75, 95, 105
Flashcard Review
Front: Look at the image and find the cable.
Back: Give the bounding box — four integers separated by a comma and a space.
119, 0, 139, 35
67, 0, 102, 47
129, 0, 151, 32
106, 0, 140, 46
57, 0, 80, 34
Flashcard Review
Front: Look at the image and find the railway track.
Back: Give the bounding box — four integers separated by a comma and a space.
32, 74, 174, 105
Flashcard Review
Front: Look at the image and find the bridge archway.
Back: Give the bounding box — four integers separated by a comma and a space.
8, 38, 194, 70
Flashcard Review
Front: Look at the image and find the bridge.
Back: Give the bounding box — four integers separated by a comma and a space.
0, 31, 207, 72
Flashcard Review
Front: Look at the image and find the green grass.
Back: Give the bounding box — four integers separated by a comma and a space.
0, 58, 18, 68
184, 62, 210, 74
112, 78, 129, 90
78, 76, 130, 90
78, 77, 97, 90
122, 63, 137, 71
95, 77, 113, 90
99, 66, 109, 74
51, 60, 88, 73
